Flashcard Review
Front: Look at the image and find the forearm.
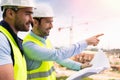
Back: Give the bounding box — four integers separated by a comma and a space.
0, 64, 14, 80
56, 58, 82, 71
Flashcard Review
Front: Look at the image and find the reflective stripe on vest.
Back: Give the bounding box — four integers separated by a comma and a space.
28, 66, 55, 78
23, 34, 56, 80
0, 26, 27, 80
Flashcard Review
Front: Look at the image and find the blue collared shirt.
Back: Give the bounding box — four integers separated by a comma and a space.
23, 31, 88, 71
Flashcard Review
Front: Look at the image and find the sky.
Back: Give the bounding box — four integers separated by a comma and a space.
29, 0, 120, 49
1, 0, 120, 49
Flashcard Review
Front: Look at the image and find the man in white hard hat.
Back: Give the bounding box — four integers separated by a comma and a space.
0, 0, 34, 80
23, 3, 103, 80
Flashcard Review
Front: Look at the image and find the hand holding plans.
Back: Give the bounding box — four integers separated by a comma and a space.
66, 49, 110, 80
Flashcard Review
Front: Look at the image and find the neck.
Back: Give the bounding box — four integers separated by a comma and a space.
32, 27, 44, 38
4, 18, 18, 34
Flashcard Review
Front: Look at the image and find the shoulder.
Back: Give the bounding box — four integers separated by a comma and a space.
0, 32, 10, 48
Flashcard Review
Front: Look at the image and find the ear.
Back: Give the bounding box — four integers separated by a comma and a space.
6, 9, 15, 19
33, 19, 39, 26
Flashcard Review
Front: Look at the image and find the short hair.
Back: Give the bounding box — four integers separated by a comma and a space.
32, 17, 43, 27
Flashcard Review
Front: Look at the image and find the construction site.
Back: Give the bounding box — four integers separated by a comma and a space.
55, 49, 120, 80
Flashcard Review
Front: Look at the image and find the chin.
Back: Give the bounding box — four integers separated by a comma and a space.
25, 26, 30, 31
45, 34, 49, 36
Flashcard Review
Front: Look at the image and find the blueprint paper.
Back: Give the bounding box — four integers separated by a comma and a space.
66, 49, 110, 80
90, 49, 110, 68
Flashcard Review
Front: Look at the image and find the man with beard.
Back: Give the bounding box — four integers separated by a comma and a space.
0, 0, 34, 80
23, 3, 103, 80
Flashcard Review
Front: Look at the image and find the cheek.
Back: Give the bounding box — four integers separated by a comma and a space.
17, 15, 25, 22
23, 16, 28, 21
20, 14, 29, 22
44, 24, 49, 28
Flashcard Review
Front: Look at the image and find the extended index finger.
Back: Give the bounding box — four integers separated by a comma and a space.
95, 33, 104, 38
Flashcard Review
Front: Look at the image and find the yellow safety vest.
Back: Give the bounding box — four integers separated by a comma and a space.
0, 26, 27, 80
23, 34, 56, 80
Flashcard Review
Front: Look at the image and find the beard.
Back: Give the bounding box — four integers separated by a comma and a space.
14, 17, 30, 32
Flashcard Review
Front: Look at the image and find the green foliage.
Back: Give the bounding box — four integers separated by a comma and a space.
56, 76, 93, 80
114, 62, 120, 65
81, 77, 93, 80
56, 76, 68, 80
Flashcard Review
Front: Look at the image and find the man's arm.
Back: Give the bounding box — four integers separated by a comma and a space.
56, 58, 81, 71
0, 33, 14, 80
23, 33, 103, 61
0, 64, 14, 80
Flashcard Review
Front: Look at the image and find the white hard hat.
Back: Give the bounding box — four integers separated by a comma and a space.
33, 3, 54, 18
0, 0, 35, 8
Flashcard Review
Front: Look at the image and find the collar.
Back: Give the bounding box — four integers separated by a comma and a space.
30, 31, 47, 44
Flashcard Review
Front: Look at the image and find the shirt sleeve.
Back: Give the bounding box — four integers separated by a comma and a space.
56, 58, 82, 71
0, 33, 12, 65
23, 40, 88, 61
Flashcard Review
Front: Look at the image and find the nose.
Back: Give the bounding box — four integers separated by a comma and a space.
50, 22, 53, 28
29, 15, 34, 23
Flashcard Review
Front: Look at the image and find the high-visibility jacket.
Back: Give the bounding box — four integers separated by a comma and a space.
0, 26, 27, 80
23, 34, 56, 80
